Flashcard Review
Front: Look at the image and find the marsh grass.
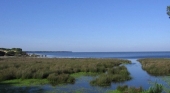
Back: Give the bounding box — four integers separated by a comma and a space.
47, 73, 75, 85
90, 66, 131, 86
138, 58, 170, 93
0, 57, 131, 86
0, 79, 49, 86
138, 58, 170, 76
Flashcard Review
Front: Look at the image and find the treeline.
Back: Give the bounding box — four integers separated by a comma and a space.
0, 48, 27, 56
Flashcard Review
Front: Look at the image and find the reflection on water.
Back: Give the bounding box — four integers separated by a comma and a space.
123, 59, 158, 89
39, 76, 112, 93
0, 59, 169, 93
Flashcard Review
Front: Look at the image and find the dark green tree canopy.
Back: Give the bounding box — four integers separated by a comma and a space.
167, 6, 170, 18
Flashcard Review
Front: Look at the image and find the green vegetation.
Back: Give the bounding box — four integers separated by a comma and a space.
116, 85, 143, 93
107, 83, 163, 93
167, 6, 170, 18
0, 48, 27, 56
0, 79, 49, 86
147, 83, 163, 93
70, 72, 99, 78
0, 58, 131, 86
90, 66, 131, 86
138, 58, 170, 76
161, 76, 170, 93
0, 51, 5, 56
107, 90, 121, 93
47, 73, 75, 85
138, 58, 170, 93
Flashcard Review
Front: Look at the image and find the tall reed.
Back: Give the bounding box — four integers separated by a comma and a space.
138, 58, 170, 76
90, 66, 131, 86
0, 57, 131, 85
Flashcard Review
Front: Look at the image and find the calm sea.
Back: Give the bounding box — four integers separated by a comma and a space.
28, 52, 170, 59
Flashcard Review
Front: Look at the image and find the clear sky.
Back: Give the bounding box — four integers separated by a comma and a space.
0, 0, 170, 52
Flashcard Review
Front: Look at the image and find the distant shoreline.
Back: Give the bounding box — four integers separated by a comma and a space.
25, 51, 170, 53
25, 51, 72, 53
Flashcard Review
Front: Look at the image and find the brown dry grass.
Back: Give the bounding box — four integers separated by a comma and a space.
138, 58, 170, 76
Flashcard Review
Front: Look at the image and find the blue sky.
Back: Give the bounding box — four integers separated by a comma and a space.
0, 0, 170, 52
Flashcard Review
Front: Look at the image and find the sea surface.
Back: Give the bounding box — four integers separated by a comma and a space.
28, 51, 170, 59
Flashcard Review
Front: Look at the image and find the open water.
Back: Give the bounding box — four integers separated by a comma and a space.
28, 51, 170, 59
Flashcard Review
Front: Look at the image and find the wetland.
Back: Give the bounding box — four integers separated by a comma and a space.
1, 53, 170, 93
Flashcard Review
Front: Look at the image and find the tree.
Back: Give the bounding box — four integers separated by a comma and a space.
11, 48, 22, 52
0, 51, 5, 56
167, 6, 170, 18
5, 51, 15, 56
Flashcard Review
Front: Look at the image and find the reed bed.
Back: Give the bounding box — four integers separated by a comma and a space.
0, 57, 131, 86
138, 58, 170, 76
90, 66, 131, 86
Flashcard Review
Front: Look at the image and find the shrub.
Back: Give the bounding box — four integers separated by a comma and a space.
0, 51, 5, 56
47, 73, 75, 85
5, 51, 15, 56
